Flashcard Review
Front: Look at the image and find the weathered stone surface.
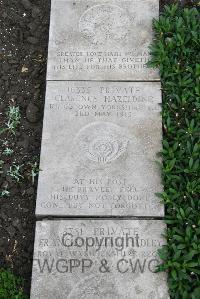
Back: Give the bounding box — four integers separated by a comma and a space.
30, 219, 169, 299
47, 0, 159, 81
36, 81, 163, 217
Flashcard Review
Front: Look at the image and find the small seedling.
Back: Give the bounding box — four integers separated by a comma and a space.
0, 189, 10, 197
7, 164, 24, 182
3, 147, 14, 156
6, 106, 21, 135
0, 160, 3, 174
29, 161, 40, 184
0, 127, 6, 135
0, 181, 10, 197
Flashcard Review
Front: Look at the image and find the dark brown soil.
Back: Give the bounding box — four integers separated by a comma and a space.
0, 0, 198, 297
0, 0, 50, 295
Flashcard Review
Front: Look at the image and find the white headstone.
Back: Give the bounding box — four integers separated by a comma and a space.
47, 0, 159, 81
30, 219, 169, 299
36, 81, 163, 217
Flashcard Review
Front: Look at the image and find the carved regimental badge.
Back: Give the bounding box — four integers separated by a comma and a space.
79, 4, 131, 45
73, 122, 129, 165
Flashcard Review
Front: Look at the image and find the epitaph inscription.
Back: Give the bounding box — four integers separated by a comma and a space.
36, 81, 163, 217
47, 0, 159, 80
30, 220, 169, 299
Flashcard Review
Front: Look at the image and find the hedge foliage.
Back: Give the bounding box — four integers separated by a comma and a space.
0, 269, 27, 299
149, 5, 200, 299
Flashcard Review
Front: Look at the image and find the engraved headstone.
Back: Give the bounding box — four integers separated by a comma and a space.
30, 220, 169, 299
47, 0, 159, 81
36, 81, 163, 217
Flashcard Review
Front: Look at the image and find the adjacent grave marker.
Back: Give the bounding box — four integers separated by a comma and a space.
31, 219, 169, 299
36, 81, 163, 217
47, 0, 159, 80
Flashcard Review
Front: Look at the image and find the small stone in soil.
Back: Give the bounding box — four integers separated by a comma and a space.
6, 226, 16, 238
27, 36, 39, 44
26, 102, 41, 123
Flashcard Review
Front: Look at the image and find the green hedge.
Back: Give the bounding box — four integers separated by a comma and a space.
149, 5, 200, 299
0, 269, 27, 299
